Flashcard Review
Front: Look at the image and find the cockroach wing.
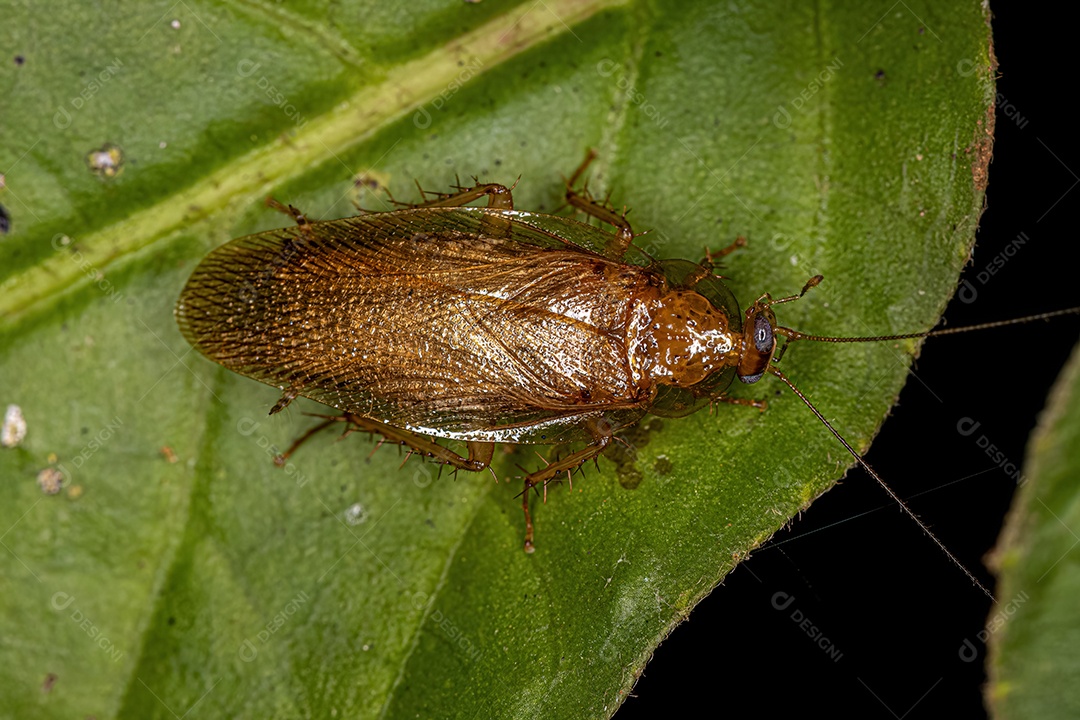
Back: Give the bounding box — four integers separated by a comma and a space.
176, 208, 658, 443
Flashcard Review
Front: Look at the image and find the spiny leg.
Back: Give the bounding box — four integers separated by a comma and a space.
269, 386, 301, 415
410, 181, 514, 210
265, 197, 308, 225
564, 149, 636, 259
265, 197, 318, 242
519, 418, 615, 553
662, 235, 751, 290
273, 412, 495, 475
704, 235, 748, 263
383, 176, 516, 237
274, 416, 337, 467
758, 274, 824, 308
764, 275, 825, 363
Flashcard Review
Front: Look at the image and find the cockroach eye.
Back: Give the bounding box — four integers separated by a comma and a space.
754, 314, 773, 353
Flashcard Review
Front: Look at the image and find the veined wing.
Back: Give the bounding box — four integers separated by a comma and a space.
176, 208, 657, 442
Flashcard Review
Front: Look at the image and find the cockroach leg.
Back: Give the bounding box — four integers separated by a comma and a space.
274, 416, 337, 466
564, 156, 636, 259
278, 414, 496, 474
264, 197, 317, 241
368, 437, 387, 460
521, 438, 611, 553
274, 413, 495, 476
402, 179, 516, 237
703, 235, 748, 265
342, 415, 496, 472
411, 182, 514, 211
760, 274, 824, 308
269, 387, 300, 415
519, 418, 615, 552
682, 238, 748, 287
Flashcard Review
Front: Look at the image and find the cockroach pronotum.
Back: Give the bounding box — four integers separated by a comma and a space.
175, 151, 1078, 596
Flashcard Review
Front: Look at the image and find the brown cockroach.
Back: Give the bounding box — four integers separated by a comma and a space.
175, 151, 1077, 596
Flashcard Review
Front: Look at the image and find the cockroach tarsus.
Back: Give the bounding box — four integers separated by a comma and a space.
176, 151, 1078, 597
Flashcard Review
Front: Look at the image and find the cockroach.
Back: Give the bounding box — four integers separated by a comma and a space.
175, 151, 1077, 596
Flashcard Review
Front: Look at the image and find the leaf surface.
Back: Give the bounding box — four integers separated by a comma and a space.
0, 2, 994, 717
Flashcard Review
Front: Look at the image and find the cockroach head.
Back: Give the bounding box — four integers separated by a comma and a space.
737, 300, 777, 384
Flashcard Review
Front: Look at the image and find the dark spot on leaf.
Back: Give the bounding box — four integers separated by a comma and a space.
653, 455, 673, 476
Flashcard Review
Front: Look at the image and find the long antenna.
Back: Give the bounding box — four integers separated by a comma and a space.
768, 366, 996, 602
777, 307, 1080, 345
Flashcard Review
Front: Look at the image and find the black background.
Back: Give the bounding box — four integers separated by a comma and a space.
620, 5, 1079, 718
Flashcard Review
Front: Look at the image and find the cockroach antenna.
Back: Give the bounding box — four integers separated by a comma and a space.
769, 304, 1080, 601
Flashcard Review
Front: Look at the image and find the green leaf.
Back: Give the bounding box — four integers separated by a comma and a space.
0, 1, 994, 717
986, 341, 1080, 718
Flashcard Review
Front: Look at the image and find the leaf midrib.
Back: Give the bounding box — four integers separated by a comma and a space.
0, 0, 627, 330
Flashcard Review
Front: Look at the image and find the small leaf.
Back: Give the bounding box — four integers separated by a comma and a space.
987, 341, 1080, 718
